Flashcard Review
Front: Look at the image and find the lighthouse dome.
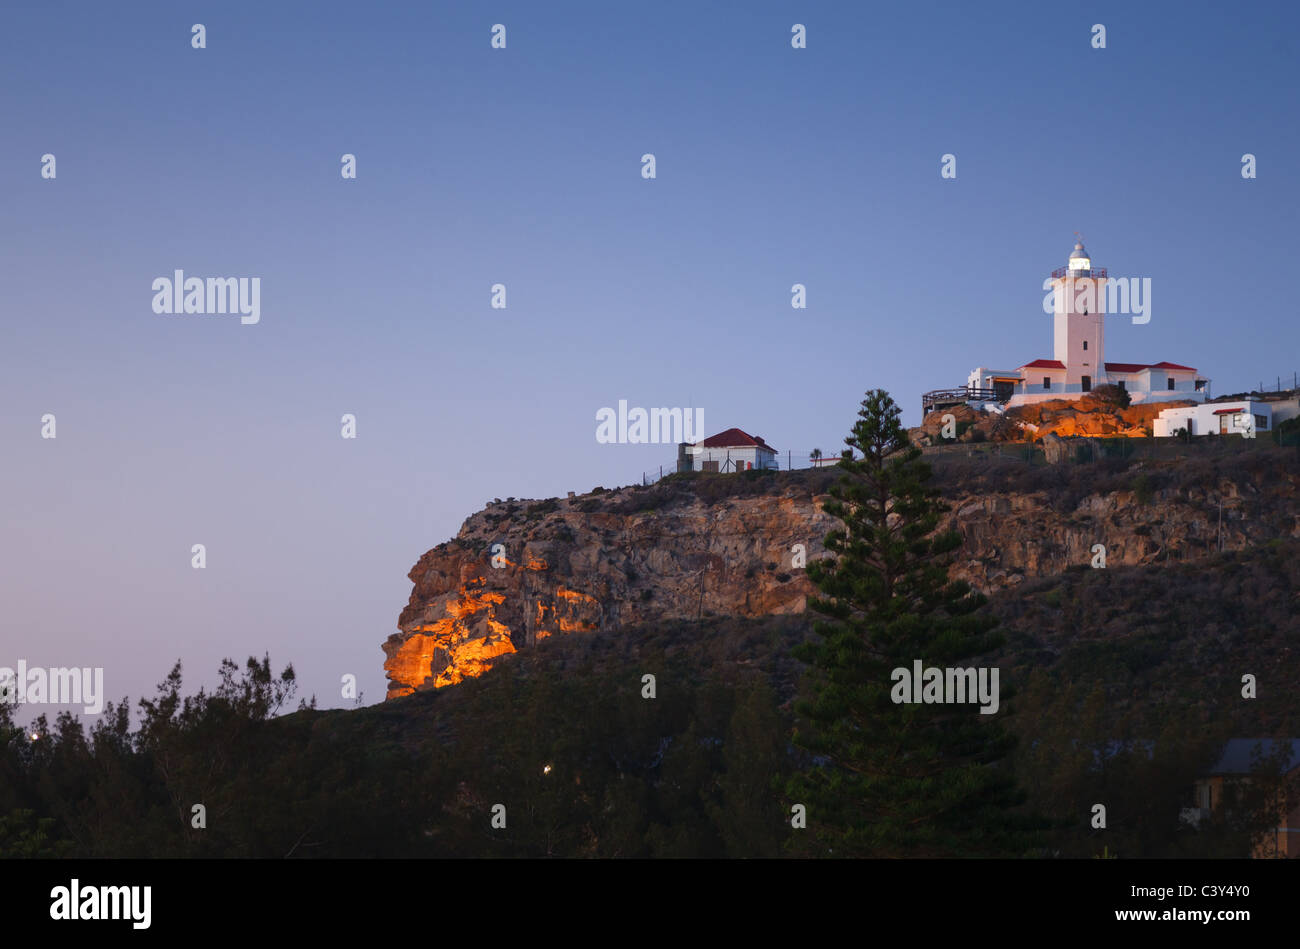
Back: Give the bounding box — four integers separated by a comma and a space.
1068, 241, 1091, 271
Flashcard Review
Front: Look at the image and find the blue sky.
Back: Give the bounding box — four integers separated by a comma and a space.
2, 0, 1297, 717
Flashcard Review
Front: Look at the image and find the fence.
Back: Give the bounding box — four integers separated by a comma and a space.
640, 450, 858, 485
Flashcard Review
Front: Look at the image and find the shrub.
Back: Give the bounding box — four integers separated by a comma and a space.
1131, 473, 1154, 505
1092, 383, 1131, 409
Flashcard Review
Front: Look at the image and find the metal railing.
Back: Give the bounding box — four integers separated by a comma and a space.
921, 386, 1000, 415
1050, 266, 1108, 279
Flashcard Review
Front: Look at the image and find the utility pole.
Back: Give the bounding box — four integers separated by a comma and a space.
1217, 496, 1223, 552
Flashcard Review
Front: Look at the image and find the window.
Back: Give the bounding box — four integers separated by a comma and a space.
1195, 379, 1206, 391
1081, 375, 1091, 392
1255, 414, 1268, 430
1116, 380, 1126, 391
1043, 376, 1051, 390
1168, 377, 1176, 390
1082, 340, 1088, 351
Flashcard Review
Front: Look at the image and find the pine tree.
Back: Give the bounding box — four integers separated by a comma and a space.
787, 389, 1035, 856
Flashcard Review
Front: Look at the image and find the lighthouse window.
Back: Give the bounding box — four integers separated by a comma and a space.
1082, 340, 1088, 351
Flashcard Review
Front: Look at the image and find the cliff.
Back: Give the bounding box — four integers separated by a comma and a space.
383, 450, 1300, 699
383, 472, 838, 698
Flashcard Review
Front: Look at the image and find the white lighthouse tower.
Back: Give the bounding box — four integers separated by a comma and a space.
1050, 239, 1108, 393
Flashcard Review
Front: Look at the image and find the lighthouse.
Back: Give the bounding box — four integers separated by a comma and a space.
1050, 240, 1108, 393
936, 236, 1210, 415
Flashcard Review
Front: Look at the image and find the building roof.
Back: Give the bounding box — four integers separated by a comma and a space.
1208, 739, 1300, 775
1213, 407, 1247, 415
1020, 359, 1066, 370
697, 428, 777, 452
1105, 361, 1199, 373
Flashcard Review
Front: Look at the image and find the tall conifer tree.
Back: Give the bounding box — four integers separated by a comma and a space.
788, 390, 1034, 856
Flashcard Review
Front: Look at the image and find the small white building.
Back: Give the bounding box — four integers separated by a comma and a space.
687, 428, 778, 472
1153, 401, 1273, 438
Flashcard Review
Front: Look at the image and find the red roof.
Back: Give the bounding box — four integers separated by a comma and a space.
1105, 361, 1198, 373
1213, 407, 1246, 415
1020, 359, 1066, 370
698, 428, 777, 452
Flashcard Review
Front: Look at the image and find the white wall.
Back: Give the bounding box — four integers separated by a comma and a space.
1129, 389, 1206, 406
691, 446, 777, 471
1153, 402, 1272, 438
1268, 398, 1299, 424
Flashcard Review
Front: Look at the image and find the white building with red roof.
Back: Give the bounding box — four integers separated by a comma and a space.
940, 241, 1211, 413
685, 428, 778, 472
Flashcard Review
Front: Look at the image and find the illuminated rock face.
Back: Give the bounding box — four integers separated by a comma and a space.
383, 583, 515, 694
383, 575, 605, 697
382, 488, 836, 699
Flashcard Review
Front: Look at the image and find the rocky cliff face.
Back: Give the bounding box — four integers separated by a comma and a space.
383, 456, 1300, 699
941, 472, 1299, 590
383, 484, 836, 699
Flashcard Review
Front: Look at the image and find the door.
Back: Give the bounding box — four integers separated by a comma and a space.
1081, 375, 1091, 392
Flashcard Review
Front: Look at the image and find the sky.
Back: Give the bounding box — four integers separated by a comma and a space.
2, 0, 1297, 721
